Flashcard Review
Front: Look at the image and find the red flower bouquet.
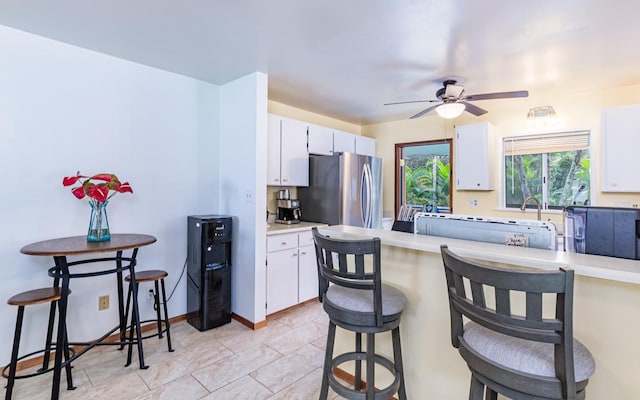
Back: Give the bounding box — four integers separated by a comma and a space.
62, 172, 133, 202
62, 172, 133, 241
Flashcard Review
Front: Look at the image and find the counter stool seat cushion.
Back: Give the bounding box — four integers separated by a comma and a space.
326, 284, 407, 316
463, 322, 595, 382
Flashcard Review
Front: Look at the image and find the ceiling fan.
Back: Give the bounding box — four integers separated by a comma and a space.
384, 79, 529, 119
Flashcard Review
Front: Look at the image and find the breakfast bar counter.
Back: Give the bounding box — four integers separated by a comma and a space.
320, 225, 640, 400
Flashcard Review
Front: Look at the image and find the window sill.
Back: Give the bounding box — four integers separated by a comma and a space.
493, 207, 564, 215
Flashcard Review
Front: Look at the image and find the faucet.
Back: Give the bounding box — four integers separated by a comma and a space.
520, 196, 542, 221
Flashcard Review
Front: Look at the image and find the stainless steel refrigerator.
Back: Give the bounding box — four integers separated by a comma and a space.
298, 153, 382, 228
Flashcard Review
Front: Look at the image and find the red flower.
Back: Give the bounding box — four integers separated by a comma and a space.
62, 171, 133, 203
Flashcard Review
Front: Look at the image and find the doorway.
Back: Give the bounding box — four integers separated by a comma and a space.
395, 139, 452, 218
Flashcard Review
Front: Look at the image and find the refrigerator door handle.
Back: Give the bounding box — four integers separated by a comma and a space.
360, 165, 367, 227
363, 163, 373, 228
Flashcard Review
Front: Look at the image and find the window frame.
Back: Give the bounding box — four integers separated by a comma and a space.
499, 129, 595, 211
394, 139, 453, 218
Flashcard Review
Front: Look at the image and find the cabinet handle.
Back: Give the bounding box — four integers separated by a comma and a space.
301, 251, 307, 255
283, 178, 288, 182
281, 242, 288, 246
292, 253, 298, 257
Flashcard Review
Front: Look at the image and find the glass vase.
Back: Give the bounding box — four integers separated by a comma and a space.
87, 200, 111, 242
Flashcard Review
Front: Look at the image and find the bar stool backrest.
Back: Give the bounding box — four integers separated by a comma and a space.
312, 227, 383, 327
440, 245, 577, 399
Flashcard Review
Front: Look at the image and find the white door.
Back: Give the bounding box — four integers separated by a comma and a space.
267, 114, 282, 185
266, 249, 299, 314
355, 135, 376, 157
298, 245, 318, 302
333, 130, 356, 153
601, 105, 640, 192
280, 117, 309, 186
455, 123, 494, 190
308, 123, 334, 155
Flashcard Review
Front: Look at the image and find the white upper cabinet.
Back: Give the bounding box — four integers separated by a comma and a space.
308, 123, 334, 155
333, 130, 356, 153
355, 135, 376, 157
455, 122, 495, 190
601, 104, 640, 192
267, 114, 309, 187
267, 114, 283, 185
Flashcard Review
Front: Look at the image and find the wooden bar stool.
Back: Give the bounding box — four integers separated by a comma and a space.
3, 287, 75, 400
312, 228, 408, 400
123, 270, 173, 366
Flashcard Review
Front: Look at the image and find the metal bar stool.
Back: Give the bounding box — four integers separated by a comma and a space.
3, 288, 75, 400
122, 270, 173, 366
312, 228, 408, 400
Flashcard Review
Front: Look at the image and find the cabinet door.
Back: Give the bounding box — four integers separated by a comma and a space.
455, 123, 494, 190
298, 244, 318, 302
601, 105, 640, 192
333, 130, 356, 153
280, 117, 309, 186
266, 249, 299, 315
267, 114, 282, 185
308, 123, 334, 155
355, 135, 376, 157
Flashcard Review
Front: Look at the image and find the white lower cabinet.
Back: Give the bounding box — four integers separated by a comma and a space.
266, 229, 319, 315
266, 246, 299, 315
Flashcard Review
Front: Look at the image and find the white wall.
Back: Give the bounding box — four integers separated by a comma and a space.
219, 72, 268, 323
0, 25, 220, 363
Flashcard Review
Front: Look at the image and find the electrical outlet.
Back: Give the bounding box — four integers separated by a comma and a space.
148, 289, 155, 300
469, 199, 478, 207
98, 295, 109, 311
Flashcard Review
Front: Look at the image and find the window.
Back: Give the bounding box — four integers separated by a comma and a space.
395, 140, 452, 216
503, 131, 591, 210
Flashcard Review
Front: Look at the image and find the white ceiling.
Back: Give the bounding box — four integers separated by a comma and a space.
2, 0, 640, 125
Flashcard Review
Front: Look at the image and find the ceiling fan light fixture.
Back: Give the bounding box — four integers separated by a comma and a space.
436, 103, 465, 119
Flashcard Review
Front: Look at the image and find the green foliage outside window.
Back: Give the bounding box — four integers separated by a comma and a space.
405, 156, 450, 209
505, 150, 590, 209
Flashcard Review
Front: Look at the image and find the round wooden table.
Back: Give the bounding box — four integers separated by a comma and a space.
21, 234, 157, 400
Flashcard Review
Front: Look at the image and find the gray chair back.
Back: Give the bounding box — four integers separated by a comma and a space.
440, 245, 582, 399
312, 227, 383, 327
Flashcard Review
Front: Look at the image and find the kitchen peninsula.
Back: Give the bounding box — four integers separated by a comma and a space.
320, 225, 640, 400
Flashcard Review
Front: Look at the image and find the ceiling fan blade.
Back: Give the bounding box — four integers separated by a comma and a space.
464, 90, 529, 101
384, 99, 439, 106
409, 104, 440, 119
461, 101, 488, 116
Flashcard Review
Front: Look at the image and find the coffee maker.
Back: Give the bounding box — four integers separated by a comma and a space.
276, 190, 301, 224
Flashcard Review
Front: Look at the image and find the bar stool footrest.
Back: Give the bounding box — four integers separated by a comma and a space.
2, 346, 77, 380
328, 351, 402, 400
128, 319, 171, 341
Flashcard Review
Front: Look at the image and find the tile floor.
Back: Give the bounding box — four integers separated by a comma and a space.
2, 301, 343, 400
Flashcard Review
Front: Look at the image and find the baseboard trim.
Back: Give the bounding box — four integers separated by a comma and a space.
266, 298, 319, 320
12, 313, 187, 372
232, 298, 319, 330
231, 313, 267, 330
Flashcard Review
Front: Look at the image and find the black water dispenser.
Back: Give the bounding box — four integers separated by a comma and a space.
187, 215, 232, 331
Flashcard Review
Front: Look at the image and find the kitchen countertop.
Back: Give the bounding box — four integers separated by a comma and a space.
320, 225, 640, 285
267, 221, 328, 235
